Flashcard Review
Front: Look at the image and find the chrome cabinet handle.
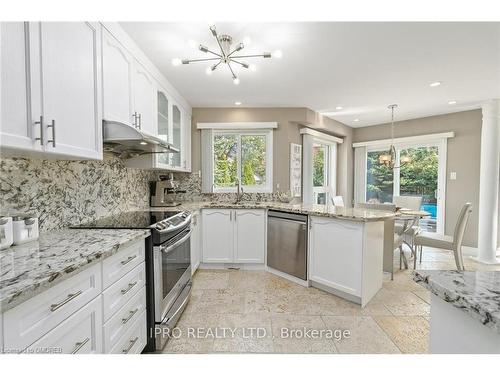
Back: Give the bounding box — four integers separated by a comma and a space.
121, 281, 138, 295
71, 337, 90, 354
132, 112, 138, 128
230, 211, 232, 221
138, 113, 142, 129
50, 290, 83, 311
120, 255, 137, 266
34, 115, 44, 145
122, 337, 139, 354
121, 308, 139, 324
47, 119, 56, 147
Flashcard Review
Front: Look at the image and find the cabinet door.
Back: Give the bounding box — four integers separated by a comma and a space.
132, 61, 155, 136
234, 209, 266, 263
102, 29, 134, 126
170, 103, 182, 168
182, 110, 192, 172
309, 217, 363, 296
202, 209, 233, 263
190, 211, 201, 274
0, 22, 42, 151
37, 22, 102, 159
154, 87, 171, 168
26, 296, 103, 354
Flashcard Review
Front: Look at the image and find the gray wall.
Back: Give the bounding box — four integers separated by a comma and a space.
353, 109, 482, 247
191, 107, 354, 205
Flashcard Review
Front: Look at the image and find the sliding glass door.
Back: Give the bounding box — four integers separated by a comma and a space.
365, 142, 445, 233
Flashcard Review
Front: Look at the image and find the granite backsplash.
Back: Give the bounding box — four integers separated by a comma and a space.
0, 156, 282, 231
0, 156, 155, 231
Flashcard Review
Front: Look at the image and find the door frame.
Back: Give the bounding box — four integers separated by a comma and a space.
366, 139, 447, 234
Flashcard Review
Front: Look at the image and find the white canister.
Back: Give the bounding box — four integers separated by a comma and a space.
0, 217, 14, 250
12, 216, 39, 245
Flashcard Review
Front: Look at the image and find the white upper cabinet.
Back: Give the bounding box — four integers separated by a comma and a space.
36, 22, 102, 159
0, 22, 42, 152
1, 22, 102, 160
132, 61, 155, 136
102, 29, 134, 126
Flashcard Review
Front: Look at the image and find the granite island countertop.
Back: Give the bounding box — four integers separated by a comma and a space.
0, 228, 150, 312
149, 201, 396, 222
414, 270, 500, 334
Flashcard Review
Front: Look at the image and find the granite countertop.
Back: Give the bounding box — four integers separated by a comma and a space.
414, 270, 500, 334
150, 201, 396, 222
0, 228, 150, 312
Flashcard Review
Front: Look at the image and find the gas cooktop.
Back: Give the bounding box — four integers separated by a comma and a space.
72, 210, 182, 229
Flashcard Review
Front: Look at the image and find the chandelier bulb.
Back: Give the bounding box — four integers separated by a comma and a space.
233, 77, 240, 85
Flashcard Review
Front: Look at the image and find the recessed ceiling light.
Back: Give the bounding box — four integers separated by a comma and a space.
335, 106, 343, 110
139, 141, 147, 145
429, 81, 442, 87
448, 100, 457, 105
234, 101, 242, 106
353, 118, 360, 122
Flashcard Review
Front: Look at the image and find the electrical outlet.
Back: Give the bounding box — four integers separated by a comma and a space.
450, 172, 457, 180
276, 183, 280, 189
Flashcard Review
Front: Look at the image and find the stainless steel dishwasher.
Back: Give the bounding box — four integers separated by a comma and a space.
267, 210, 308, 280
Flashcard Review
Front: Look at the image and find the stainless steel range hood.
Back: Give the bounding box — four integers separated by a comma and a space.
102, 120, 179, 159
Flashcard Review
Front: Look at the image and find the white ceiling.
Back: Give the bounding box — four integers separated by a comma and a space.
120, 22, 500, 127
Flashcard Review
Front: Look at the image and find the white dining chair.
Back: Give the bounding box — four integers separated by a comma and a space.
393, 195, 423, 265
331, 195, 345, 207
414, 202, 472, 270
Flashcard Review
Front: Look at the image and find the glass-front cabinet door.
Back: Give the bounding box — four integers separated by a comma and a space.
156, 90, 170, 167
171, 104, 182, 168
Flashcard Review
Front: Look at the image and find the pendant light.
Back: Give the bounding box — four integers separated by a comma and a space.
379, 104, 410, 169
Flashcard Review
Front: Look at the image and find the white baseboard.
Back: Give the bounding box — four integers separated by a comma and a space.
461, 246, 500, 257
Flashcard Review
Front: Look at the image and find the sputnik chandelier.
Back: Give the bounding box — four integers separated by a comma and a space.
379, 104, 411, 169
172, 24, 282, 85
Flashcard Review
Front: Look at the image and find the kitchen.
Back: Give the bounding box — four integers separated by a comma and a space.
1, 15, 500, 361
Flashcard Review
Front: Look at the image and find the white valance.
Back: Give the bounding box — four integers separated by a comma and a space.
197, 122, 278, 130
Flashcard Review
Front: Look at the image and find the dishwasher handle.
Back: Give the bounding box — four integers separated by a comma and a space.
267, 210, 308, 223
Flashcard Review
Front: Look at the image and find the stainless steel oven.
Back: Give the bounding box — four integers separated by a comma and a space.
153, 213, 192, 350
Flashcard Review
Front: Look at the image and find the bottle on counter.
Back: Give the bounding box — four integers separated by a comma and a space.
12, 216, 39, 245
0, 216, 14, 250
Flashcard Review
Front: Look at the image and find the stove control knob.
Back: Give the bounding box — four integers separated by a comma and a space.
181, 212, 188, 218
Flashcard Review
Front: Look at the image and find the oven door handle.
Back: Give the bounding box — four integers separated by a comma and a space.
162, 231, 191, 254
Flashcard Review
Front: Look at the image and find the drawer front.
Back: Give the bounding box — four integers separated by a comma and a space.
4, 263, 102, 351
102, 262, 145, 322
109, 309, 146, 354
103, 286, 146, 352
102, 239, 145, 290
25, 297, 103, 354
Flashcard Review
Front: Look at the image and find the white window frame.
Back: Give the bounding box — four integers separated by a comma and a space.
211, 129, 273, 194
301, 128, 341, 206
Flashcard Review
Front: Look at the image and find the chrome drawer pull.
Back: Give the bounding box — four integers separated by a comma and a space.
71, 337, 90, 354
120, 281, 138, 295
50, 290, 83, 311
121, 308, 139, 324
120, 255, 137, 266
122, 337, 139, 354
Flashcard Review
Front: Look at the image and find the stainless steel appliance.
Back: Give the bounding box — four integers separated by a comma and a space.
102, 120, 179, 159
267, 210, 308, 280
150, 174, 186, 207
72, 210, 192, 352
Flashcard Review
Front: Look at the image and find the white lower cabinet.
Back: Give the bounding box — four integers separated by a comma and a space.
103, 286, 146, 352
26, 296, 103, 354
109, 309, 147, 354
308, 216, 384, 306
3, 262, 102, 351
190, 210, 201, 274
202, 209, 266, 264
1, 238, 148, 354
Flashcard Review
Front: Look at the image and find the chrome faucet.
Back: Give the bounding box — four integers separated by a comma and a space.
235, 178, 244, 203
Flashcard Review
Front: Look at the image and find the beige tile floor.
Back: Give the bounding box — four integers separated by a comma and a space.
163, 247, 500, 354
